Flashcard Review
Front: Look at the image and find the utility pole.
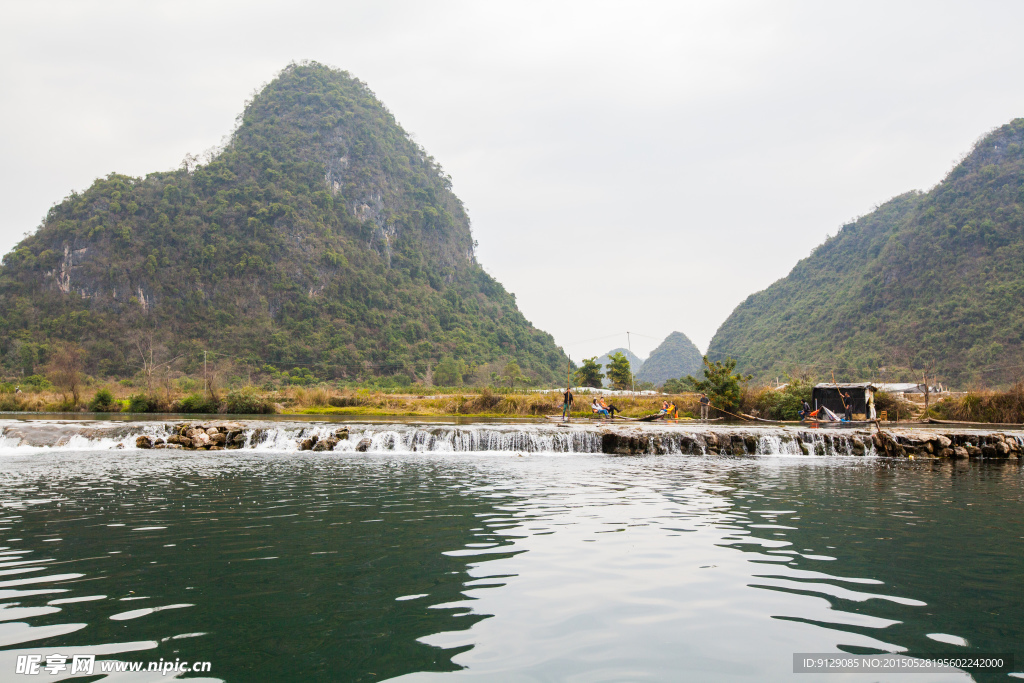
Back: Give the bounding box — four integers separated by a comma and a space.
626, 332, 635, 395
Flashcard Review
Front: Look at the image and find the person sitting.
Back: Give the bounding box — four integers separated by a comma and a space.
666, 401, 678, 420
799, 400, 812, 421
600, 397, 620, 420
658, 401, 669, 416
592, 398, 610, 419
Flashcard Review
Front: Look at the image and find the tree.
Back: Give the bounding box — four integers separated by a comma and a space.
434, 357, 466, 386
606, 352, 633, 391
575, 357, 604, 388
499, 360, 527, 390
662, 376, 695, 393
46, 343, 85, 405
685, 356, 751, 415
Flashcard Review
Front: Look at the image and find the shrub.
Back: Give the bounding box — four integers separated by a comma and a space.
88, 388, 120, 412
21, 375, 53, 391
224, 387, 275, 414
745, 380, 812, 420
126, 393, 161, 413
0, 382, 14, 394
173, 393, 218, 414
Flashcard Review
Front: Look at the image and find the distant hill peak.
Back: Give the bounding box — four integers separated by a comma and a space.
636, 332, 703, 385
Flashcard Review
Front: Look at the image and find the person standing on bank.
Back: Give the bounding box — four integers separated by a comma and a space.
562, 387, 574, 421
699, 393, 710, 420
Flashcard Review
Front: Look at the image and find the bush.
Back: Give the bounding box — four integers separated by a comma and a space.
88, 388, 120, 412
173, 393, 219, 413
0, 382, 14, 394
21, 375, 53, 391
224, 387, 275, 414
931, 383, 1024, 423
126, 393, 161, 413
0, 394, 26, 411
745, 380, 812, 420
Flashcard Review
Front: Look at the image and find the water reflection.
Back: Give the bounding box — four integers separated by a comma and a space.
0, 452, 1020, 682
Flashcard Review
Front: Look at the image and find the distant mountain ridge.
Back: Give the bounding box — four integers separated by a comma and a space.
636, 332, 703, 385
0, 62, 568, 383
708, 117, 1024, 387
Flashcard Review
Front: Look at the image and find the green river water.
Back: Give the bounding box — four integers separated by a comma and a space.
0, 447, 1021, 681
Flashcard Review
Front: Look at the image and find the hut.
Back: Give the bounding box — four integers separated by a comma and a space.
812, 382, 877, 419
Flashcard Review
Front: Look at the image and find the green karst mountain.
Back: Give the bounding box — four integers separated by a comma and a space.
636, 332, 703, 385
708, 117, 1024, 388
0, 62, 568, 384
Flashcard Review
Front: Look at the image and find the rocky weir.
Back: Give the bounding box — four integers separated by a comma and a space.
1, 419, 1023, 458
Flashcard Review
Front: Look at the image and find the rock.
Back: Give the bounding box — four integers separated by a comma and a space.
334, 428, 350, 440
179, 437, 193, 449
313, 437, 340, 452
205, 427, 219, 436
209, 433, 227, 445
705, 433, 718, 448
939, 448, 955, 458
167, 434, 182, 445
967, 445, 983, 458
299, 435, 319, 451
231, 434, 246, 445
135, 435, 153, 449
153, 443, 184, 449
355, 437, 372, 452
934, 434, 952, 449
953, 446, 969, 459
799, 441, 810, 456
251, 428, 269, 445
153, 437, 165, 445
994, 441, 1011, 456
731, 443, 745, 456
209, 446, 224, 450
744, 435, 758, 452
981, 444, 996, 457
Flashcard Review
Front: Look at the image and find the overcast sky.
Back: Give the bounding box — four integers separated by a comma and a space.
3, 1, 1024, 362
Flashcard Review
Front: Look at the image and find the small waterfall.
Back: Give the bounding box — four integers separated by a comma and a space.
0, 421, 888, 457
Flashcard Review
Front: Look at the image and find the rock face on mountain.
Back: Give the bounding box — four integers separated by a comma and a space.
708, 118, 1024, 387
636, 332, 703, 385
0, 62, 567, 383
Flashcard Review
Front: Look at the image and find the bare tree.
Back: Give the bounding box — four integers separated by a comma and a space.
46, 344, 85, 406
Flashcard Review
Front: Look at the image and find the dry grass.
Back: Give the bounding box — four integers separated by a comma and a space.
931, 383, 1024, 423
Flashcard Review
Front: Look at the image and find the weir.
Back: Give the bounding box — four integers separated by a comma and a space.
1, 419, 1022, 458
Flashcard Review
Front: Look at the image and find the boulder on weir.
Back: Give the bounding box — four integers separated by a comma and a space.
135, 435, 153, 449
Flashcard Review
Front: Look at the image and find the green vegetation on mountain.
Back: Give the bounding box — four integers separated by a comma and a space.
0, 62, 567, 384
708, 118, 1024, 388
636, 331, 703, 386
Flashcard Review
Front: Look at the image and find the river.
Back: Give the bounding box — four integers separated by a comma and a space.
0, 419, 1021, 681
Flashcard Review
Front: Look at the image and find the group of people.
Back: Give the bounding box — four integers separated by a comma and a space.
559, 389, 713, 422
561, 389, 621, 420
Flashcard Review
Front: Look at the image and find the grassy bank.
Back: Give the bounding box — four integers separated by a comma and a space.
0, 382, 705, 419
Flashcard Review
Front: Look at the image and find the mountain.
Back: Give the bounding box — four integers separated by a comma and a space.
708, 118, 1024, 388
594, 347, 643, 388
635, 331, 703, 385
0, 62, 568, 384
